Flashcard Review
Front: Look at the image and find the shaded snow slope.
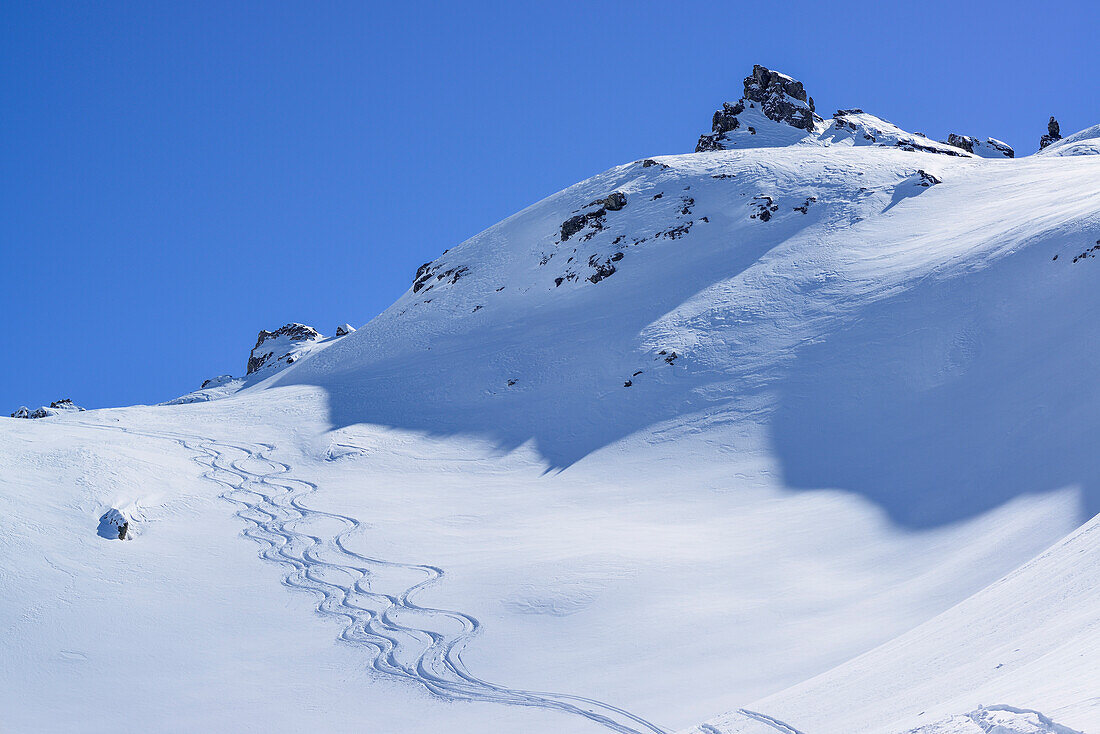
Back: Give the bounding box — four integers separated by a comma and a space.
685, 512, 1100, 734
274, 142, 1100, 525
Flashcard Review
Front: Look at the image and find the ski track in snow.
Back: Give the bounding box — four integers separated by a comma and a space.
736, 709, 809, 734
80, 423, 667, 734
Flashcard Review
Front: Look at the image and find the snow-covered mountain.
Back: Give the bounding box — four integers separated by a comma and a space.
2, 66, 1099, 734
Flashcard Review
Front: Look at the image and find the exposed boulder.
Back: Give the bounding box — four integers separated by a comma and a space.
247, 323, 322, 375
946, 133, 976, 153
10, 407, 29, 419
560, 194, 627, 242
946, 133, 1014, 158
335, 323, 356, 337
1040, 116, 1062, 149
601, 192, 627, 211
915, 169, 942, 187
98, 508, 133, 540
984, 137, 1015, 158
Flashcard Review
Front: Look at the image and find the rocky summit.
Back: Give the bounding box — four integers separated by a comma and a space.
247, 323, 323, 374
695, 65, 1026, 159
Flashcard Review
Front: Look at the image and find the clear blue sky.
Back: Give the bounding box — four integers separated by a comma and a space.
3, 0, 1098, 410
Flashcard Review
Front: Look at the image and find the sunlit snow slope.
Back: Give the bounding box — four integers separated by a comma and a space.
3, 69, 1099, 734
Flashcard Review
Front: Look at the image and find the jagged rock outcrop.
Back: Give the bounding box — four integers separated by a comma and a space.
946, 133, 1014, 158
743, 64, 817, 130
1040, 116, 1062, 149
98, 508, 133, 540
915, 169, 942, 187
694, 66, 1016, 161
696, 65, 821, 152
560, 193, 628, 242
10, 399, 86, 419
945, 133, 976, 153
413, 262, 470, 294
335, 323, 356, 337
247, 323, 322, 375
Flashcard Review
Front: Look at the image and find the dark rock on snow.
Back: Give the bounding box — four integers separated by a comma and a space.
696, 65, 820, 152
1040, 116, 1062, 149
916, 170, 942, 187
945, 133, 1014, 158
99, 508, 133, 540
561, 193, 626, 242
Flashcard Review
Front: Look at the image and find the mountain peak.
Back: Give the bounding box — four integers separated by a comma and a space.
247, 323, 323, 375
693, 65, 1014, 159
696, 65, 822, 152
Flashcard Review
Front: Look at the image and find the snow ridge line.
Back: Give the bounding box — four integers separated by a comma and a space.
737, 709, 809, 734
80, 424, 667, 734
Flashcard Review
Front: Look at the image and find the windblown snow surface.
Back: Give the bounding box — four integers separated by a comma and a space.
3, 119, 1100, 733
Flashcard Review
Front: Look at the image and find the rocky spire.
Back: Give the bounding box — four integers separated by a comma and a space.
696, 65, 821, 152
742, 65, 817, 131
1040, 116, 1062, 149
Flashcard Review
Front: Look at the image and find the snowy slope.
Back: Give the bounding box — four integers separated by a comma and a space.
3, 67, 1099, 734
685, 512, 1100, 734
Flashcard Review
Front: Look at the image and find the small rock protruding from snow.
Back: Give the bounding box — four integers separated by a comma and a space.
560, 193, 627, 243
247, 323, 323, 375
915, 169, 942, 187
335, 323, 356, 337
10, 399, 86, 419
601, 191, 628, 211
1040, 116, 1063, 149
99, 508, 133, 540
411, 262, 470, 294
946, 133, 1014, 158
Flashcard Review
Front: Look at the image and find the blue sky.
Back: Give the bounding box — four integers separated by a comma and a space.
3, 0, 1098, 410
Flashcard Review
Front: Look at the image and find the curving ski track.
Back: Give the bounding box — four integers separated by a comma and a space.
85, 423, 667, 734
736, 709, 808, 734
